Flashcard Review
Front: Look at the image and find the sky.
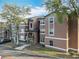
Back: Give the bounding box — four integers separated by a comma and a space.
0, 0, 47, 17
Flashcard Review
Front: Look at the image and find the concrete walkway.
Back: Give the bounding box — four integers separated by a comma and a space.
0, 44, 78, 59
15, 44, 30, 50
2, 50, 56, 59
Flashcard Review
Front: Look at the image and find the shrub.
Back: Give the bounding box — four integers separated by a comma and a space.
68, 49, 76, 56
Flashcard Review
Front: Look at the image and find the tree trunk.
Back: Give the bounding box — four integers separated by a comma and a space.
16, 25, 19, 45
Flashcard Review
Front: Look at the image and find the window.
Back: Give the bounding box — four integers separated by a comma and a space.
49, 40, 53, 46
40, 19, 45, 24
40, 37, 44, 42
50, 18, 54, 23
49, 29, 54, 34
40, 35, 45, 42
21, 29, 24, 32
42, 21, 45, 24
26, 33, 27, 36
30, 23, 32, 28
20, 35, 24, 39
40, 31, 45, 33
50, 32, 53, 34
40, 25, 45, 29
29, 22, 33, 29
48, 17, 55, 36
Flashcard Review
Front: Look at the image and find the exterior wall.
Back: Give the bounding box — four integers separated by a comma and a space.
45, 13, 68, 51
33, 32, 38, 44
29, 20, 33, 30
28, 17, 40, 44
29, 18, 38, 31
45, 14, 68, 38
68, 15, 78, 50
45, 38, 67, 51
33, 18, 40, 44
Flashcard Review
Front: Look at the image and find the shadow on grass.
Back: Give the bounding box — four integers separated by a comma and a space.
25, 45, 79, 58
55, 53, 79, 59
55, 53, 71, 58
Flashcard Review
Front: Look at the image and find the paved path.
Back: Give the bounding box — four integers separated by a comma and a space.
0, 45, 57, 59
0, 44, 78, 59
2, 50, 55, 59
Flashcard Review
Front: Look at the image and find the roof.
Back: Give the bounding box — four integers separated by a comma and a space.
28, 16, 45, 21
44, 11, 55, 17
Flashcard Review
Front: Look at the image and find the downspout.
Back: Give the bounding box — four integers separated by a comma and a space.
67, 16, 69, 52
78, 16, 79, 52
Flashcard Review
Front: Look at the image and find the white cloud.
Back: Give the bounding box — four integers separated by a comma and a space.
26, 6, 48, 18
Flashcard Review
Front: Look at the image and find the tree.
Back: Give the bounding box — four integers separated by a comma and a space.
0, 22, 7, 42
44, 0, 79, 23
0, 4, 30, 46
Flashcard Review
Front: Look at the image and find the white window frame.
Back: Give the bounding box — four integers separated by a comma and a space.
21, 29, 24, 32
48, 16, 55, 36
40, 34, 45, 44
40, 25, 45, 31
40, 19, 45, 34
20, 35, 24, 39
40, 19, 45, 25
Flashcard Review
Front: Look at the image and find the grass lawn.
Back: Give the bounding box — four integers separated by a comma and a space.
25, 45, 79, 58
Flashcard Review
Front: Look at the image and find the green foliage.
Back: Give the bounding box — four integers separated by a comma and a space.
45, 0, 79, 23
55, 11, 64, 23
0, 23, 6, 28
68, 49, 77, 56
0, 4, 30, 25
45, 0, 62, 11
0, 4, 30, 45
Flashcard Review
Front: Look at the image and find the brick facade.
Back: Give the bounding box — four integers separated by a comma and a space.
39, 13, 79, 52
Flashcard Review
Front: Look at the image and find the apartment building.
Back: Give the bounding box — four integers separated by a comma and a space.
19, 21, 28, 42
38, 12, 79, 52
10, 20, 29, 45
44, 13, 69, 52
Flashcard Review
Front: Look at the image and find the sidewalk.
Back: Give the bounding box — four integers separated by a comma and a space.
2, 50, 57, 59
